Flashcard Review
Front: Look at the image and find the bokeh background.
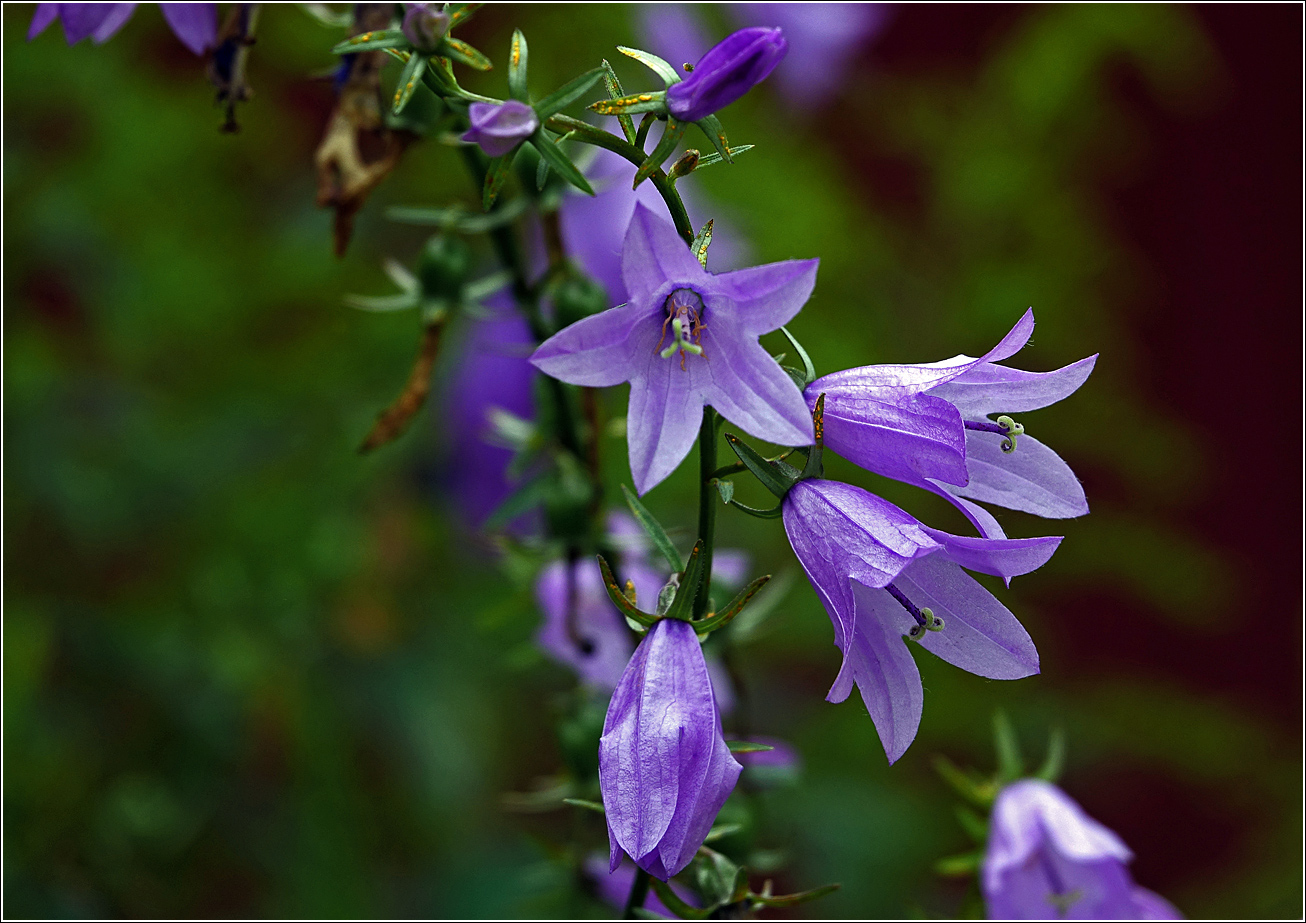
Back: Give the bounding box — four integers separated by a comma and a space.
4, 3, 1301, 918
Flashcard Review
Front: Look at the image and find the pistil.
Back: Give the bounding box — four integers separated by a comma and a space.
657, 288, 708, 369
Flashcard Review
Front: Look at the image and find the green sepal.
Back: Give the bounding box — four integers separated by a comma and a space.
442, 36, 492, 71
343, 291, 420, 313
528, 132, 595, 196
726, 499, 784, 520
801, 393, 825, 479
331, 29, 408, 55
507, 30, 528, 102
597, 556, 659, 627
391, 51, 428, 114
750, 883, 840, 909
590, 90, 668, 117
600, 59, 636, 143
725, 739, 775, 755
725, 433, 797, 499
693, 847, 745, 909
691, 218, 713, 268
446, 3, 482, 28
1035, 728, 1066, 782
779, 326, 816, 385
956, 805, 990, 844
648, 878, 710, 920
634, 111, 656, 150
713, 477, 734, 505
664, 541, 706, 621
620, 484, 684, 573
561, 797, 605, 815
694, 114, 732, 164
695, 576, 771, 634
993, 710, 1025, 785
694, 144, 755, 169
535, 66, 606, 120
934, 850, 983, 878
482, 150, 518, 211
616, 45, 683, 86
635, 118, 686, 188
387, 198, 528, 232
932, 754, 997, 810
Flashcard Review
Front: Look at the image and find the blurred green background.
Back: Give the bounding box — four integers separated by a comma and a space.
4, 3, 1301, 918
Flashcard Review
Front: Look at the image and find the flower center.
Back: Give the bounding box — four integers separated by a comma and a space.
657, 288, 707, 370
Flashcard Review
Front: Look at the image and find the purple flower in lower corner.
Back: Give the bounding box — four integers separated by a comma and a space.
666, 27, 788, 122
600, 618, 741, 880
461, 100, 539, 158
783, 478, 1060, 763
532, 202, 816, 495
984, 779, 1182, 920
29, 4, 218, 55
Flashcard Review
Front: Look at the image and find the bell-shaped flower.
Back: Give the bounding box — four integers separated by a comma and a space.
806, 309, 1096, 539
401, 2, 450, 53
984, 779, 1182, 919
599, 618, 742, 880
532, 202, 816, 494
461, 100, 539, 158
783, 477, 1060, 763
29, 3, 217, 55
665, 27, 788, 122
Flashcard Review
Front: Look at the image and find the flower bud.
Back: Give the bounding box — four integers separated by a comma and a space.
461, 100, 539, 158
418, 234, 471, 301
401, 2, 450, 53
665, 27, 788, 122
600, 618, 741, 880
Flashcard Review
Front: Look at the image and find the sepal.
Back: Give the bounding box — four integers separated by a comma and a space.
616, 45, 683, 86
724, 434, 798, 499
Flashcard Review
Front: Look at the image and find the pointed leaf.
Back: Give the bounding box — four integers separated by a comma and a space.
634, 119, 686, 188
726, 740, 775, 755
590, 91, 669, 117
597, 556, 659, 627
344, 292, 420, 312
665, 541, 706, 621
648, 879, 710, 919
331, 29, 408, 55
932, 755, 997, 810
482, 152, 516, 211
442, 36, 492, 71
617, 44, 682, 86
620, 484, 684, 573
382, 257, 420, 292
562, 797, 605, 814
993, 710, 1025, 784
724, 433, 797, 499
693, 144, 755, 169
751, 883, 840, 909
463, 270, 512, 303
934, 851, 983, 877
447, 3, 482, 28
695, 575, 771, 634
691, 218, 713, 268
601, 58, 636, 143
704, 823, 743, 843
391, 51, 428, 114
726, 498, 784, 520
528, 133, 594, 195
956, 806, 989, 844
535, 66, 605, 119
694, 114, 732, 164
507, 29, 529, 101
779, 326, 815, 385
1036, 728, 1065, 782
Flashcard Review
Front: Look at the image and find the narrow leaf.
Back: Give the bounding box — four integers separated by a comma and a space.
589, 91, 668, 116
703, 823, 742, 843
344, 292, 419, 312
331, 29, 407, 54
617, 44, 682, 86
934, 851, 983, 877
993, 710, 1025, 784
482, 152, 516, 211
600, 58, 636, 143
726, 740, 775, 754
382, 257, 419, 292
932, 754, 997, 810
463, 270, 512, 302
635, 118, 686, 188
779, 326, 815, 384
597, 556, 658, 627
535, 151, 551, 191
562, 797, 605, 814
535, 66, 605, 119
956, 805, 989, 844
620, 484, 684, 573
726, 499, 784, 520
752, 883, 840, 909
442, 36, 492, 71
665, 541, 705, 621
1036, 728, 1066, 783
694, 144, 755, 169
694, 114, 732, 163
529, 133, 594, 195
724, 433, 797, 499
648, 879, 710, 919
391, 52, 428, 114
695, 575, 771, 634
691, 218, 713, 268
447, 3, 482, 28
507, 29, 529, 101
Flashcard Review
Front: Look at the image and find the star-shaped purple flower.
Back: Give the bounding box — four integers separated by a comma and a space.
532, 203, 816, 494
807, 309, 1096, 539
984, 779, 1182, 919
783, 477, 1061, 763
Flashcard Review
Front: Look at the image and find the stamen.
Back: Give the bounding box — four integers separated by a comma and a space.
886, 582, 944, 640
964, 414, 1025, 453
656, 288, 708, 368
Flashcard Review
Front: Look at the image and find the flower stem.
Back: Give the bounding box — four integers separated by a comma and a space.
622, 867, 650, 919
695, 408, 718, 619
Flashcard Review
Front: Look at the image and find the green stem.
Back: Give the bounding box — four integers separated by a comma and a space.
622, 867, 650, 919
694, 408, 718, 619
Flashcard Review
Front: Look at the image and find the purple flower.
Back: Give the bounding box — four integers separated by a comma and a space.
666, 27, 788, 122
984, 779, 1182, 919
808, 310, 1097, 540
532, 203, 816, 495
401, 2, 450, 53
461, 100, 539, 158
29, 3, 218, 55
600, 618, 742, 880
783, 478, 1060, 763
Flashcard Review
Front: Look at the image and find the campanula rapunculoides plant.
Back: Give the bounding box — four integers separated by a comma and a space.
31, 4, 1186, 915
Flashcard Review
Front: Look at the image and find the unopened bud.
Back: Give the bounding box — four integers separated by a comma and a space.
669, 148, 700, 179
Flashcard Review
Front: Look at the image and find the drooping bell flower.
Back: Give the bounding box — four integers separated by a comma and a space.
807, 309, 1096, 539
401, 2, 450, 53
600, 618, 741, 880
983, 779, 1182, 919
461, 100, 539, 158
665, 27, 788, 122
29, 3, 218, 55
532, 202, 816, 495
783, 478, 1059, 763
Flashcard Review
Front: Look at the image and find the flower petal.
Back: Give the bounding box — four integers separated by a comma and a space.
60, 3, 126, 44
626, 340, 704, 495
919, 526, 1062, 582
709, 258, 819, 336
621, 202, 707, 307
950, 431, 1089, 519
91, 3, 136, 43
811, 388, 968, 486
160, 3, 217, 54
929, 354, 1097, 418
530, 302, 654, 387
921, 478, 1008, 540
27, 4, 59, 40
700, 320, 812, 448
893, 555, 1039, 680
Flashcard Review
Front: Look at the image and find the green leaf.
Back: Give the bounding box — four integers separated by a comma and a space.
694, 114, 732, 163
382, 257, 419, 292
704, 823, 743, 843
647, 878, 710, 919
691, 218, 713, 268
528, 132, 594, 196
507, 29, 529, 102
956, 805, 989, 844
932, 754, 997, 810
993, 709, 1025, 784
391, 51, 428, 114
442, 36, 492, 71
387, 198, 529, 232
589, 91, 668, 117
664, 541, 706, 621
562, 797, 605, 814
535, 66, 606, 120
635, 118, 687, 188
751, 883, 840, 909
726, 499, 784, 519
1036, 728, 1066, 782
724, 433, 797, 500
331, 29, 408, 55
596, 556, 659, 627
713, 477, 735, 505
617, 45, 683, 86
620, 484, 684, 573
535, 151, 551, 191
600, 59, 636, 143
692, 848, 741, 908
934, 851, 983, 878
343, 292, 420, 312
463, 270, 512, 302
779, 326, 816, 385
726, 740, 775, 754
447, 3, 483, 28
695, 575, 771, 634
693, 144, 755, 169
481, 151, 517, 211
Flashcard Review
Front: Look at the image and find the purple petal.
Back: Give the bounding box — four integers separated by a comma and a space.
625, 341, 703, 495
892, 555, 1039, 680
920, 478, 1010, 540
28, 4, 60, 39
1129, 887, 1184, 919
831, 582, 923, 764
620, 203, 708, 307
461, 100, 538, 158
59, 4, 128, 44
930, 354, 1097, 418
666, 27, 788, 122
710, 548, 750, 587
160, 3, 217, 54
91, 3, 137, 43
530, 302, 654, 387
918, 526, 1061, 582
709, 258, 819, 336
699, 318, 813, 448
534, 560, 639, 691
949, 431, 1089, 519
